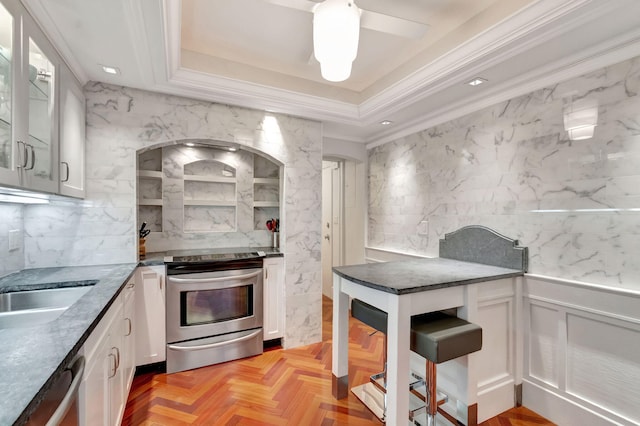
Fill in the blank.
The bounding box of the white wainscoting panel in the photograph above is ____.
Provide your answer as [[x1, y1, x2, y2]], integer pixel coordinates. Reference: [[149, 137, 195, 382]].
[[528, 303, 560, 387], [524, 275, 640, 426], [475, 279, 517, 422], [566, 312, 640, 423]]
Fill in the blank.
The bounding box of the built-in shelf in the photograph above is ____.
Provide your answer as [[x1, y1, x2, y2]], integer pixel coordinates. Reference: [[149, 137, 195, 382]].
[[183, 199, 236, 207], [137, 147, 164, 233], [184, 174, 236, 183], [253, 177, 278, 185], [253, 201, 279, 208], [137, 170, 163, 179], [138, 198, 163, 206]]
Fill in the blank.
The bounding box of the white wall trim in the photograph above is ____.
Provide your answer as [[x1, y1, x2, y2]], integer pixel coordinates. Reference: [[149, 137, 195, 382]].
[[526, 273, 640, 298]]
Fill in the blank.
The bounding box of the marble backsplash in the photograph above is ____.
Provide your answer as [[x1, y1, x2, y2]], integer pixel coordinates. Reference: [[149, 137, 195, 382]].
[[0, 203, 24, 277], [368, 55, 640, 290], [22, 83, 323, 348]]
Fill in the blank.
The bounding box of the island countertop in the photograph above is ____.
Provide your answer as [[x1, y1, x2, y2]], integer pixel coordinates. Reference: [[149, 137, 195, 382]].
[[333, 257, 524, 295]]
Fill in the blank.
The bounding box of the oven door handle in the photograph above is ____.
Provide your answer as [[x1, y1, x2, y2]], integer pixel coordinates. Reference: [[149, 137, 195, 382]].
[[167, 329, 262, 351], [168, 270, 261, 283]]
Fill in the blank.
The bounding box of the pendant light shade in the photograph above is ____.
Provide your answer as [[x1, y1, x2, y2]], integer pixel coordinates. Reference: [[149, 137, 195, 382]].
[[313, 0, 361, 82]]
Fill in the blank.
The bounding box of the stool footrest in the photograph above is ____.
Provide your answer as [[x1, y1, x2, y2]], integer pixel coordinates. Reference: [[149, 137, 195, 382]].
[[408, 388, 448, 421]]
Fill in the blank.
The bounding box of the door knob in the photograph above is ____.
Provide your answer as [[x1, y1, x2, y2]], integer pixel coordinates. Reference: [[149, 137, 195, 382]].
[[324, 234, 330, 241]]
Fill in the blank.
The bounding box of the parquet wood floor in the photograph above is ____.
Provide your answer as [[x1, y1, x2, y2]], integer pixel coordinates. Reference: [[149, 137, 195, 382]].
[[123, 297, 555, 426]]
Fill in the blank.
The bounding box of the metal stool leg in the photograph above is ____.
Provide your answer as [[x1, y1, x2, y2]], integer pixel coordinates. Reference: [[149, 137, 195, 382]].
[[369, 333, 387, 420], [426, 359, 437, 426]]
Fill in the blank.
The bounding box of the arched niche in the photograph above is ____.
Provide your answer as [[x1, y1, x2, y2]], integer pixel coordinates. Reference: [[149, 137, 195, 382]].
[[136, 139, 282, 251]]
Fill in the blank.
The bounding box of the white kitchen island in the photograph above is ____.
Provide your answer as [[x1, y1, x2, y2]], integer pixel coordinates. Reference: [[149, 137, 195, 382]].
[[331, 226, 528, 426]]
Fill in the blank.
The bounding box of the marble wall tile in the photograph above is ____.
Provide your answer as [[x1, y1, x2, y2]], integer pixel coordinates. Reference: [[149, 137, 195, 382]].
[[0, 204, 24, 277], [368, 55, 640, 290], [22, 83, 322, 349]]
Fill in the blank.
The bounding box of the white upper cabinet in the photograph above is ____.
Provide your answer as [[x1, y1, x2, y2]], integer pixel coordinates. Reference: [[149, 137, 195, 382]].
[[59, 62, 85, 198], [0, 0, 84, 197]]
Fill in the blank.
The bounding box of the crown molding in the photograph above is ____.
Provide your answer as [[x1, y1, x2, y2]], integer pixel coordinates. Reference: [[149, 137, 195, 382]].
[[358, 0, 612, 123], [164, 67, 358, 123], [366, 27, 640, 149]]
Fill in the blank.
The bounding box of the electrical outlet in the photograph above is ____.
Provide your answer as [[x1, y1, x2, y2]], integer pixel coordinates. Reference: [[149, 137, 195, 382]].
[[417, 220, 429, 235], [8, 229, 20, 251]]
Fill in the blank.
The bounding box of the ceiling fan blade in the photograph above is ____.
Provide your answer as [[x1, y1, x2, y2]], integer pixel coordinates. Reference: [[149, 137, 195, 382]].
[[263, 0, 317, 13], [264, 0, 428, 39], [360, 9, 428, 39]]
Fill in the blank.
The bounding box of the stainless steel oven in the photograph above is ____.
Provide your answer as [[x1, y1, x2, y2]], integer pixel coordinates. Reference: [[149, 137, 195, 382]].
[[165, 254, 264, 374]]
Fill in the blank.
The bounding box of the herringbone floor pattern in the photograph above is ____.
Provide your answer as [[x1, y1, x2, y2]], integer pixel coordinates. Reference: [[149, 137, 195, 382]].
[[123, 297, 555, 425]]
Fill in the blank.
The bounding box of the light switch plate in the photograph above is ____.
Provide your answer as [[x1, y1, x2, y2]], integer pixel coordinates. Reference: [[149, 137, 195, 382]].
[[417, 220, 429, 235], [8, 229, 20, 251]]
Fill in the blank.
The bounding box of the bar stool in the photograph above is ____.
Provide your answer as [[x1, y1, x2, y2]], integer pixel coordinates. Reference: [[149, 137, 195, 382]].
[[410, 311, 482, 426], [350, 299, 482, 425], [350, 299, 389, 419]]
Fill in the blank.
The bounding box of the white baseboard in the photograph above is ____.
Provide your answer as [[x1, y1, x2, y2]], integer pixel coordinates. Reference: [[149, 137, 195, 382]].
[[523, 380, 630, 426]]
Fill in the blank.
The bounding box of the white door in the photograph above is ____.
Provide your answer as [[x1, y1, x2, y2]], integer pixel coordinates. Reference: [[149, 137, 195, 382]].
[[321, 161, 342, 299]]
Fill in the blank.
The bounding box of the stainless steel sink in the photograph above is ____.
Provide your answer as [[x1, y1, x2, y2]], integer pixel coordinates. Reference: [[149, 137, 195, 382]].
[[0, 285, 95, 329]]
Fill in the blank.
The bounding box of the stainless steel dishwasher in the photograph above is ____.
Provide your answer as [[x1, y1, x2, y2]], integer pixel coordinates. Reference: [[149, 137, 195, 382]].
[[26, 356, 85, 426]]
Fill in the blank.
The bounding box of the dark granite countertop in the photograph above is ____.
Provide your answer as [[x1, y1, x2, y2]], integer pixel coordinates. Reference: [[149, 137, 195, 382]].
[[333, 257, 524, 295], [0, 263, 137, 426]]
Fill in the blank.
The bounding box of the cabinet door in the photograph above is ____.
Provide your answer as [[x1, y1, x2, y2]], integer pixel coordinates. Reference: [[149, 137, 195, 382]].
[[58, 62, 85, 198], [0, 0, 20, 186], [80, 332, 111, 426], [263, 257, 284, 340], [80, 298, 120, 426], [134, 266, 166, 366], [122, 281, 136, 393], [20, 13, 58, 193], [108, 301, 125, 426]]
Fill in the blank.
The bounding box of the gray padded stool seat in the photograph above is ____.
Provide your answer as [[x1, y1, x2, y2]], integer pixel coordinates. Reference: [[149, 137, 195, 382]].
[[411, 311, 482, 426], [351, 299, 387, 334], [351, 299, 483, 425], [411, 311, 482, 364]]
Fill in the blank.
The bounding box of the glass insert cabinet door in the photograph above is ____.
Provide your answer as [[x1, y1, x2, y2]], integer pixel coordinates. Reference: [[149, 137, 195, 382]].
[[26, 35, 55, 185], [0, 1, 14, 179]]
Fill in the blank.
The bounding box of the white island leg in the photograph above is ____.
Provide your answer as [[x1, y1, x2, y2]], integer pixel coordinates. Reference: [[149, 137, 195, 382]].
[[385, 294, 412, 425], [332, 273, 349, 398]]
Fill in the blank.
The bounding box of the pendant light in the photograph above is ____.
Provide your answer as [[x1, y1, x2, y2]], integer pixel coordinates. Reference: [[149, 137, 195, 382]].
[[313, 0, 361, 82]]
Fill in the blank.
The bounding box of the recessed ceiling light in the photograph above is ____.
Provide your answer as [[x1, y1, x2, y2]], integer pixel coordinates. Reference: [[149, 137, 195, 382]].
[[100, 65, 120, 75], [380, 120, 393, 126], [184, 142, 196, 147], [467, 77, 487, 86]]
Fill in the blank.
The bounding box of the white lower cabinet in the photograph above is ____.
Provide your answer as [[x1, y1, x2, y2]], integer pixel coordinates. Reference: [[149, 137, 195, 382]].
[[79, 278, 135, 426], [134, 265, 166, 366], [122, 280, 136, 394], [263, 257, 284, 341]]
